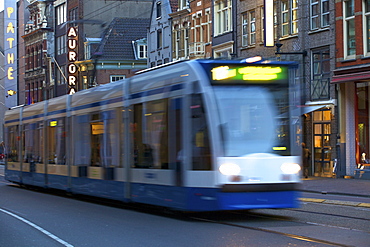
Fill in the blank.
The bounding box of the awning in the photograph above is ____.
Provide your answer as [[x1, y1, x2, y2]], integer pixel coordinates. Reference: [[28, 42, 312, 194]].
[[299, 105, 330, 115], [279, 105, 330, 118], [331, 71, 370, 84]]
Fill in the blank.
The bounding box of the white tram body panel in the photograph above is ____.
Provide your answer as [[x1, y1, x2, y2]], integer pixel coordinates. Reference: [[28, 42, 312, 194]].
[[4, 59, 302, 211]]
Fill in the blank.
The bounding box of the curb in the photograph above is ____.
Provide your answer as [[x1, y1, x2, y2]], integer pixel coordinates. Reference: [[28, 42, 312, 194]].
[[300, 189, 370, 198], [300, 198, 370, 208]]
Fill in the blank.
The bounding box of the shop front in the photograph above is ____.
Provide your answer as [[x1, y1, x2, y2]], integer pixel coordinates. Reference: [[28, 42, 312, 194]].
[[332, 71, 370, 179], [356, 82, 370, 178]]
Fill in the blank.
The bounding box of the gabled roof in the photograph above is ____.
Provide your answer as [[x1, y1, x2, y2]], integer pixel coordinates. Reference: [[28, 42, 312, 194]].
[[95, 17, 150, 61]]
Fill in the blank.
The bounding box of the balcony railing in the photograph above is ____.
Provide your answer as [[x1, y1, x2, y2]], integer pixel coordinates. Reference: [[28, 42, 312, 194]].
[[189, 42, 205, 56]]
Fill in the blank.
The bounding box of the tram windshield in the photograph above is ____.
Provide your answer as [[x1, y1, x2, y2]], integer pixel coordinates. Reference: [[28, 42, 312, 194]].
[[214, 86, 290, 157]]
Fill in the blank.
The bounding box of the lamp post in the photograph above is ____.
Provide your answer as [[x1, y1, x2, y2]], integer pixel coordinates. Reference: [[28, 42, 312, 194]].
[[275, 42, 307, 105]]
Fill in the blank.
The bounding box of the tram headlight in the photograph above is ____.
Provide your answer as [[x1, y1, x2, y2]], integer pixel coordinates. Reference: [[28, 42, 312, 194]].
[[219, 163, 241, 176], [281, 163, 301, 174]]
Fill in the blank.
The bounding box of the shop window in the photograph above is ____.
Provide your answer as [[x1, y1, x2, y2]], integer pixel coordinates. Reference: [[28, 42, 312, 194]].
[[357, 82, 370, 164]]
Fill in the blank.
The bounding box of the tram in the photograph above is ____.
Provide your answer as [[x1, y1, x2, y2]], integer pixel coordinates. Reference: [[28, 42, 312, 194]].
[[4, 59, 302, 211]]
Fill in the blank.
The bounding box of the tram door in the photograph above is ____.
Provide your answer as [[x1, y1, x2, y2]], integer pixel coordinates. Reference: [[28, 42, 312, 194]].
[[169, 98, 183, 186], [313, 109, 332, 177]]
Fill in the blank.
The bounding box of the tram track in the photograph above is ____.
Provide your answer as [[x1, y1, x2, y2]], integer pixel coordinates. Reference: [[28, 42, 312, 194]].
[[285, 207, 370, 222], [189, 214, 352, 247], [186, 205, 370, 247]]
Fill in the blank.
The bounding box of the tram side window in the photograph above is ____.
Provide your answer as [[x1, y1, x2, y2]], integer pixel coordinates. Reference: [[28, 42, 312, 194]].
[[74, 111, 120, 167], [47, 118, 66, 165], [191, 94, 211, 170], [23, 122, 43, 164], [133, 100, 169, 169], [73, 115, 91, 166], [6, 126, 19, 162], [100, 110, 120, 167]]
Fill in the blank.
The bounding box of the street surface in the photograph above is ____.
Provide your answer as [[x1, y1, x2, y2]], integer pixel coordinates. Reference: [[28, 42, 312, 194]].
[[1, 165, 369, 247]]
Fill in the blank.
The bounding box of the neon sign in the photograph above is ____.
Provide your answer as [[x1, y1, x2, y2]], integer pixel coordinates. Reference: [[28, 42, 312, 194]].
[[211, 65, 287, 83], [67, 26, 78, 95], [4, 0, 18, 107]]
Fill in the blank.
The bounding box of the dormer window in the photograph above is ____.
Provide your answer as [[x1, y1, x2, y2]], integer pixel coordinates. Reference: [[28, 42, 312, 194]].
[[133, 38, 148, 59], [84, 38, 102, 60], [138, 45, 147, 59]]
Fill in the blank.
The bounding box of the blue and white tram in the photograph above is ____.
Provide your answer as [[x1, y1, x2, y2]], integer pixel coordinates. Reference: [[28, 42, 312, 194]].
[[4, 59, 302, 211]]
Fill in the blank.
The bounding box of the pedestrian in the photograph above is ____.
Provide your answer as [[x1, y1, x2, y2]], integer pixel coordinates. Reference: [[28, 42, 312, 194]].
[[302, 142, 311, 178]]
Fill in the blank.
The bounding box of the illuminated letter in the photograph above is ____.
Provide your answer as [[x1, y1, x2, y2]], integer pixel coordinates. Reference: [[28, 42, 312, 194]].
[[68, 76, 76, 85], [68, 27, 77, 37], [69, 51, 77, 61], [7, 38, 15, 48], [68, 39, 77, 49], [7, 53, 14, 64], [7, 22, 15, 33], [7, 67, 14, 80], [7, 7, 14, 18], [68, 64, 77, 74], [69, 88, 76, 95]]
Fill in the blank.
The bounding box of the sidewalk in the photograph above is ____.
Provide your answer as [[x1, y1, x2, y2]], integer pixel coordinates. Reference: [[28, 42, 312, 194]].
[[300, 176, 370, 208], [301, 176, 370, 197]]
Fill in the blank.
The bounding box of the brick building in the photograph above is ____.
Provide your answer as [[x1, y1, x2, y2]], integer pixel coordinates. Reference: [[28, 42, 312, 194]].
[[332, 0, 370, 179]]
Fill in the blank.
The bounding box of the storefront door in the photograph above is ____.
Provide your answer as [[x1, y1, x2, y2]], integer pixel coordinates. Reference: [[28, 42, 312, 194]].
[[313, 109, 332, 177]]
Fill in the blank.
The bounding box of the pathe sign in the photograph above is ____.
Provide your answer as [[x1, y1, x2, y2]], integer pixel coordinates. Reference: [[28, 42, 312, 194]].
[[4, 0, 18, 107]]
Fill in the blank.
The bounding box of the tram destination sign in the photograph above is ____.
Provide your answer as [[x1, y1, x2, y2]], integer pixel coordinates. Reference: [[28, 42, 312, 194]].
[[210, 65, 288, 84]]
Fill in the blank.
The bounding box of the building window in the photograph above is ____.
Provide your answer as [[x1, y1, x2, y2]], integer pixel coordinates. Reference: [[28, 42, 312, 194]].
[[242, 13, 248, 46], [156, 2, 161, 18], [281, 0, 298, 37], [56, 65, 66, 85], [214, 0, 232, 36], [172, 23, 189, 60], [179, 0, 188, 10], [250, 10, 256, 45], [157, 29, 162, 49], [310, 0, 330, 30], [344, 0, 355, 58], [56, 3, 67, 26], [138, 44, 147, 59], [39, 45, 43, 67], [110, 75, 125, 83], [56, 35, 67, 56], [242, 11, 256, 46], [184, 23, 189, 58], [205, 9, 211, 44], [311, 49, 330, 100], [291, 0, 298, 34], [173, 25, 180, 59], [281, 0, 289, 36], [363, 0, 370, 55], [190, 12, 204, 56], [322, 0, 330, 27], [69, 7, 78, 23]]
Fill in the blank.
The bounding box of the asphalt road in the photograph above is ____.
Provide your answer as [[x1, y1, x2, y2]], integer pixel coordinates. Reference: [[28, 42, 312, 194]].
[[1, 166, 369, 247]]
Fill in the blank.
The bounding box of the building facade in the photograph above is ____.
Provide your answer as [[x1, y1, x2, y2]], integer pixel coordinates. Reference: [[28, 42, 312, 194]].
[[23, 0, 54, 104], [333, 0, 370, 179], [236, 0, 338, 178], [148, 0, 178, 67]]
